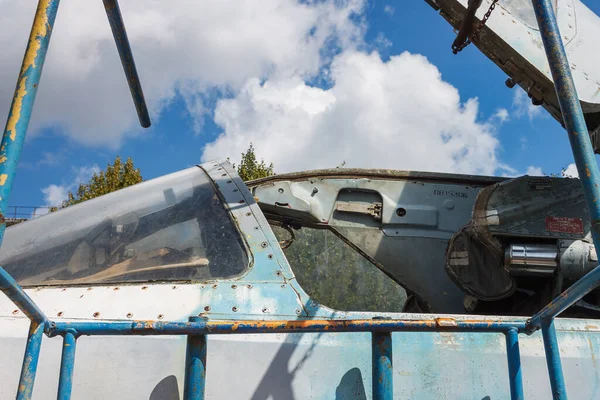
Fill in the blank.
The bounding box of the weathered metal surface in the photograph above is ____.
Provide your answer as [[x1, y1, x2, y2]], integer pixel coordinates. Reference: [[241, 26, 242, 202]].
[[57, 331, 77, 400], [426, 0, 600, 152], [542, 320, 567, 399], [0, 0, 60, 243], [102, 0, 151, 128], [17, 321, 44, 400], [505, 328, 524, 400], [372, 332, 392, 400], [0, 267, 47, 324], [184, 317, 206, 400]]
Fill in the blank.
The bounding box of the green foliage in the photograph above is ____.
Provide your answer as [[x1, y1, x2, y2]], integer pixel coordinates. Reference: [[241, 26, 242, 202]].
[[54, 156, 143, 210], [228, 143, 275, 181]]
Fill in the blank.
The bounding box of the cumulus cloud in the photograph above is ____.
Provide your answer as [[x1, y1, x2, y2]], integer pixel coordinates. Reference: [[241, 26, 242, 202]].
[[0, 0, 365, 148], [526, 165, 544, 176], [41, 165, 100, 206], [562, 163, 579, 178], [202, 50, 502, 175], [384, 5, 395, 16], [512, 89, 543, 121]]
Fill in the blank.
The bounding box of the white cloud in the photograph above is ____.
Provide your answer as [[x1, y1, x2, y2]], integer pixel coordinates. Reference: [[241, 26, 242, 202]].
[[512, 89, 543, 121], [384, 5, 395, 16], [202, 50, 502, 175], [526, 165, 544, 176], [493, 108, 509, 123], [374, 32, 392, 49], [562, 163, 579, 178], [41, 165, 100, 206], [0, 1, 365, 148]]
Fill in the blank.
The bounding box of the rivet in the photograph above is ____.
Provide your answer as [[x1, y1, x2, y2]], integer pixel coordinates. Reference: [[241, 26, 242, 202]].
[[233, 189, 239, 192], [217, 168, 222, 171], [246, 284, 253, 289], [227, 180, 232, 183], [212, 284, 218, 289], [113, 287, 120, 291], [62, 288, 67, 292], [12, 309, 19, 315], [239, 199, 245, 204], [57, 311, 64, 317], [262, 308, 269, 313], [87, 287, 93, 291], [93, 312, 100, 318], [278, 188, 284, 193], [232, 306, 238, 312], [254, 226, 259, 230], [126, 313, 133, 318], [157, 314, 164, 320], [172, 285, 177, 289], [261, 242, 268, 248], [268, 254, 273, 259], [142, 286, 148, 290], [275, 270, 282, 276], [231, 284, 238, 289], [295, 309, 301, 315], [246, 212, 252, 216], [222, 173, 227, 177], [281, 284, 287, 288], [204, 306, 211, 312]]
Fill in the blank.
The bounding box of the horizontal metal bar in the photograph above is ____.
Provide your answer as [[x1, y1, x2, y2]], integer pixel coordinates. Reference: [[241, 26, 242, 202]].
[[48, 318, 527, 337], [102, 0, 151, 128], [0, 267, 47, 324], [527, 264, 600, 332]]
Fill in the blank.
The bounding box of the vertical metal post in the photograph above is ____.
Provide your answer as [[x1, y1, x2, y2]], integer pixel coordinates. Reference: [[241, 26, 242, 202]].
[[0, 0, 60, 243], [531, 0, 600, 251], [541, 320, 568, 399], [372, 332, 393, 400], [183, 317, 207, 400], [57, 331, 77, 400], [17, 322, 45, 400], [102, 0, 151, 128], [505, 328, 524, 400]]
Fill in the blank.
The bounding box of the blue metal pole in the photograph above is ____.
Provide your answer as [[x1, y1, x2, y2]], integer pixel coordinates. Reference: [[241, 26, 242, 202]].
[[17, 322, 45, 400], [528, 265, 600, 331], [0, 0, 60, 243], [541, 320, 568, 399], [528, 0, 600, 317], [183, 317, 206, 400], [0, 267, 47, 324], [102, 0, 151, 128], [372, 332, 393, 400], [49, 318, 528, 337], [57, 331, 77, 400], [505, 328, 524, 400]]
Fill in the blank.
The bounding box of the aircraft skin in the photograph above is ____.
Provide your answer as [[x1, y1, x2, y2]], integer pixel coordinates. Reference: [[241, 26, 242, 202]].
[[0, 160, 599, 399]]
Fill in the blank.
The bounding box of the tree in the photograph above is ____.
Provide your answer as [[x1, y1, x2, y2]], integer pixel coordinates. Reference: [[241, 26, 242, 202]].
[[228, 143, 275, 181], [52, 156, 143, 210]]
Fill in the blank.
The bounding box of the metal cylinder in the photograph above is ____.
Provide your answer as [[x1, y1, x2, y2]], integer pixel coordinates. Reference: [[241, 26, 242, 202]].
[[505, 244, 558, 276], [558, 240, 598, 280]]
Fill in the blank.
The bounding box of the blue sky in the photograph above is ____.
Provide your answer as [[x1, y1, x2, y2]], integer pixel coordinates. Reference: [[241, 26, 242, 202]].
[[1, 0, 598, 209]]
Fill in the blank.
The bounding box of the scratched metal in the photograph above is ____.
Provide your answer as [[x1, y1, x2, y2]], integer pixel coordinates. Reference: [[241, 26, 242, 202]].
[[2, 160, 600, 398], [0, 0, 60, 244], [426, 0, 600, 152]]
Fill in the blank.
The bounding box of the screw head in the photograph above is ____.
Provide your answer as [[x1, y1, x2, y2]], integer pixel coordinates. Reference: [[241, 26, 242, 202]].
[[126, 313, 133, 318], [262, 308, 269, 313], [204, 306, 211, 312], [157, 314, 164, 320], [232, 306, 238, 312], [93, 312, 100, 318]]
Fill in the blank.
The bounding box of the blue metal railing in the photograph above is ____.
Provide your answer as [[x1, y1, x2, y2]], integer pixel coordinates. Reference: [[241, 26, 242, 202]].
[[0, 0, 599, 399]]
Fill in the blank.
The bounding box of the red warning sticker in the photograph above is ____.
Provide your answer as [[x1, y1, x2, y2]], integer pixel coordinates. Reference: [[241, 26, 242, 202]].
[[545, 216, 583, 234]]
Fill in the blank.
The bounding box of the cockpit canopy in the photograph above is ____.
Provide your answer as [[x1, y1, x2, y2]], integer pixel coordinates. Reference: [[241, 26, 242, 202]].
[[0, 167, 248, 286]]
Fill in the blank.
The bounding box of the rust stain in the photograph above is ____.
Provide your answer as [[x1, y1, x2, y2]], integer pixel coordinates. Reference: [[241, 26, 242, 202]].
[[0, 174, 8, 186], [588, 338, 597, 368], [0, 156, 7, 164], [6, 0, 52, 141], [585, 325, 599, 330]]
